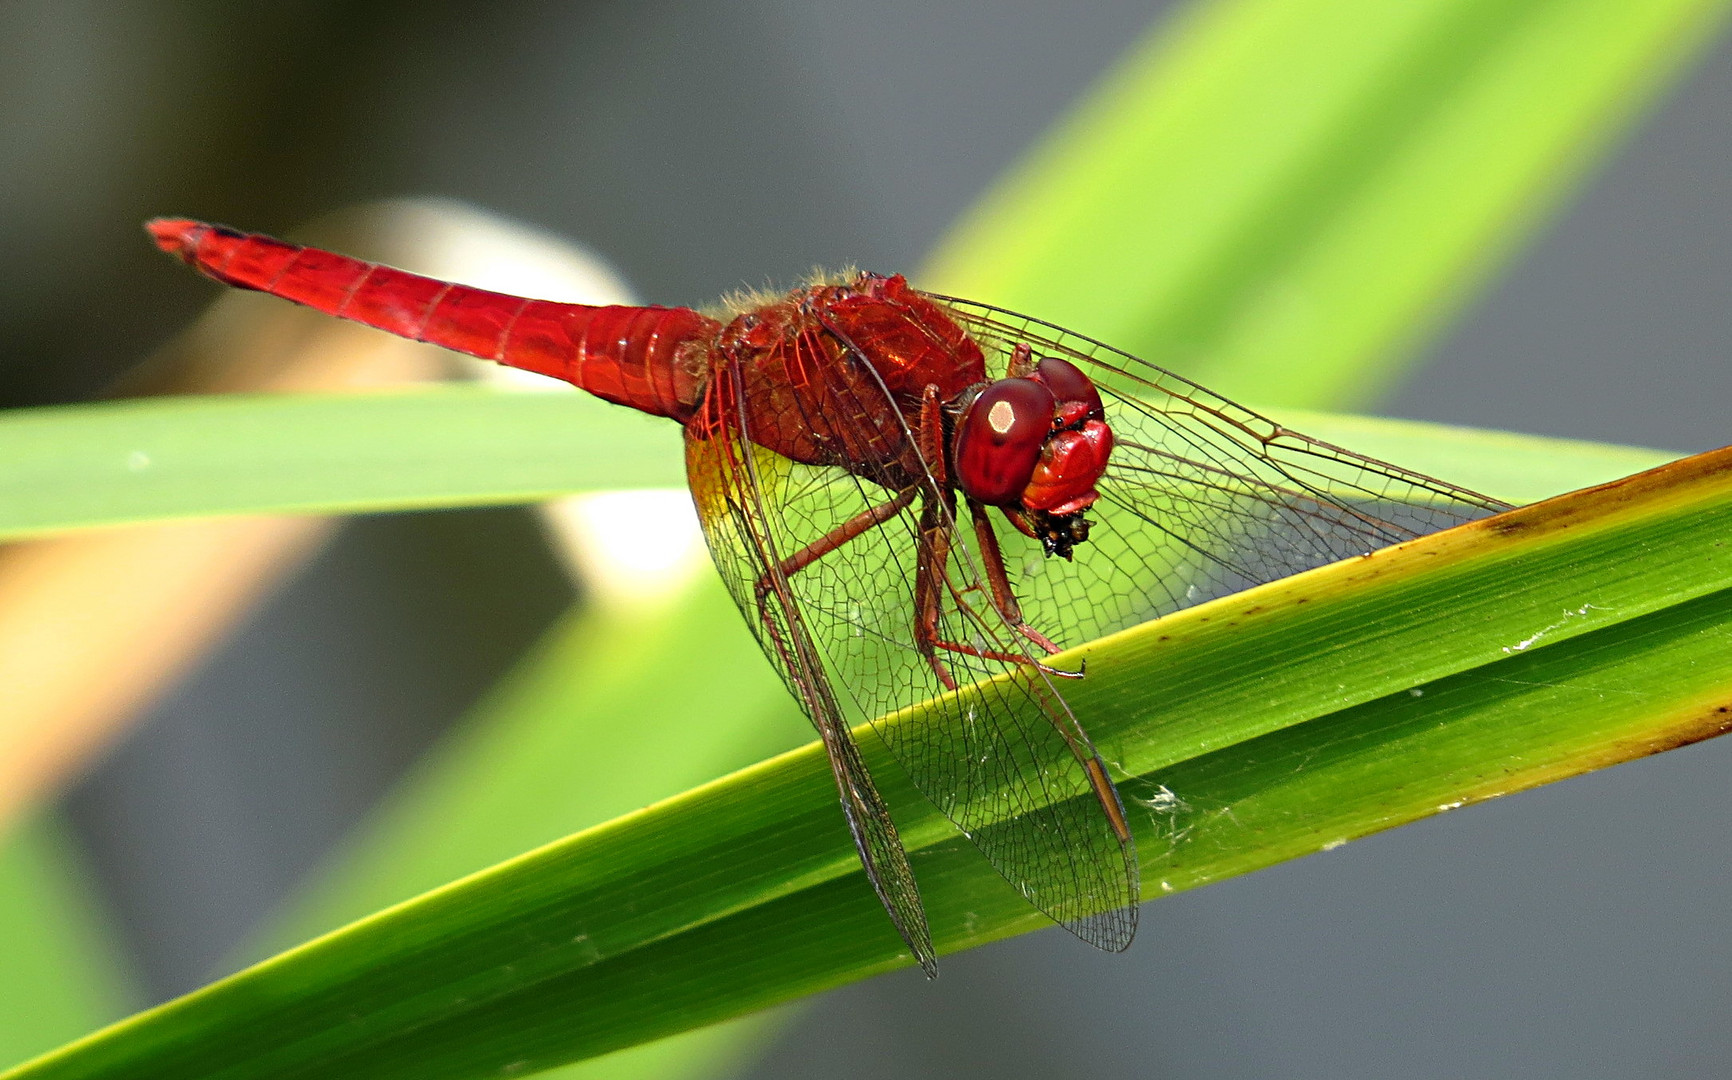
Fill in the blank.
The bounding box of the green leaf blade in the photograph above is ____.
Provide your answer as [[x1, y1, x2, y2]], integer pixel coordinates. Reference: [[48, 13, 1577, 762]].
[[0, 390, 684, 542], [0, 386, 1677, 542], [10, 443, 1728, 1080]]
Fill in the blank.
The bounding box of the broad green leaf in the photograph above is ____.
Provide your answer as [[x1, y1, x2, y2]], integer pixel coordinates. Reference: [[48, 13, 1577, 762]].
[[0, 388, 1668, 542], [0, 816, 133, 1070], [921, 0, 1732, 408], [1272, 409, 1676, 506], [0, 389, 683, 542], [6, 437, 1723, 1080]]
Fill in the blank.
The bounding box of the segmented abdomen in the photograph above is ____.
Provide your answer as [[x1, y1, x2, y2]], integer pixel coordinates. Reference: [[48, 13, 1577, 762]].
[[147, 219, 718, 422]]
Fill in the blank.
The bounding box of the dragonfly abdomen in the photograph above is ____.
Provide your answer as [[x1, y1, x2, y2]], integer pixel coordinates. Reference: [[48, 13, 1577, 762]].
[[146, 219, 717, 421]]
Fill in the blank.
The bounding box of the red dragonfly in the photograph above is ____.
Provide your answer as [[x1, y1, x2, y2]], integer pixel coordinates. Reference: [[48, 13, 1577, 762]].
[[148, 218, 1509, 976]]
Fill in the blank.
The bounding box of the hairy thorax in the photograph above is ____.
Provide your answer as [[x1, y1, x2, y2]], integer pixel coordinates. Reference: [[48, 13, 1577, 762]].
[[704, 273, 988, 490]]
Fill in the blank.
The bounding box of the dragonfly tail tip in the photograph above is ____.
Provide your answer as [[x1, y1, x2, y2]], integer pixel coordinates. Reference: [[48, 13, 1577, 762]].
[[144, 217, 205, 259]]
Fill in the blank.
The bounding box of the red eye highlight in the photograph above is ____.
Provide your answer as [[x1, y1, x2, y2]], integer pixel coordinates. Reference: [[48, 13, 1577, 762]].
[[954, 378, 1055, 505], [1033, 356, 1104, 424]]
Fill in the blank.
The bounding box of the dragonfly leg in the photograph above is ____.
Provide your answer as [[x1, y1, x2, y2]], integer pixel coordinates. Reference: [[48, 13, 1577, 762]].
[[912, 497, 960, 691], [746, 488, 921, 731], [916, 383, 948, 488], [914, 496, 1076, 685], [968, 500, 1064, 657], [749, 487, 920, 676], [759, 485, 919, 584]]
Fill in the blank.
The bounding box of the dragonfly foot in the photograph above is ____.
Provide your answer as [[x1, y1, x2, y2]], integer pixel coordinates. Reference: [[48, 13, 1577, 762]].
[[1037, 659, 1085, 681]]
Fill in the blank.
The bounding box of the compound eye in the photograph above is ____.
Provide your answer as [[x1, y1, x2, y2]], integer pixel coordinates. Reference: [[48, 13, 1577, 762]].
[[1034, 356, 1104, 420], [954, 378, 1056, 506]]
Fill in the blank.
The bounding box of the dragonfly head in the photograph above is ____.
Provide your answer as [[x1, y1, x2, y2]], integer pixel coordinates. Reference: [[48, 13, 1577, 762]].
[[953, 356, 1114, 558]]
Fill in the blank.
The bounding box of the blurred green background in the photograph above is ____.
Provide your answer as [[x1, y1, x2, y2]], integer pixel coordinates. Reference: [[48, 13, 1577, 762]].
[[5, 2, 1732, 1078]]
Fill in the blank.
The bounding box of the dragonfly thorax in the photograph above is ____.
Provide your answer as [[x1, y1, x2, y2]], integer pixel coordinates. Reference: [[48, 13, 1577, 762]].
[[708, 272, 987, 486]]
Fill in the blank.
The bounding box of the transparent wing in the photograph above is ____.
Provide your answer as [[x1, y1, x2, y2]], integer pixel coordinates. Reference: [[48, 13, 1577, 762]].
[[685, 363, 937, 975], [685, 347, 1139, 958], [925, 293, 1514, 650]]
